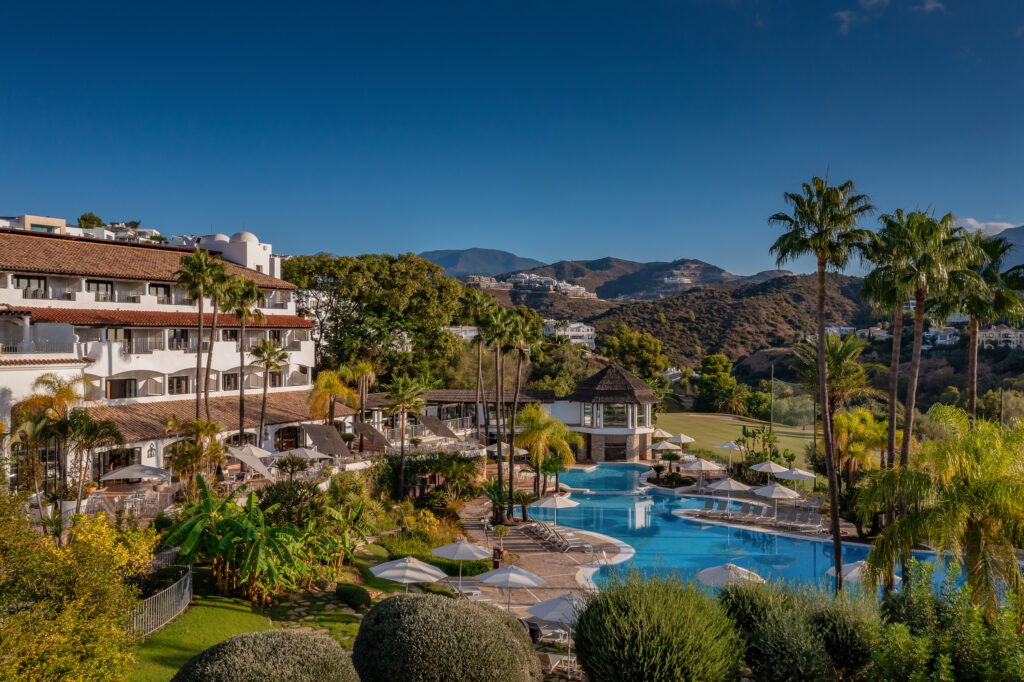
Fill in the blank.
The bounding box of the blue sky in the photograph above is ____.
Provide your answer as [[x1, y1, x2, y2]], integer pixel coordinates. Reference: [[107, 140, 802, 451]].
[[1, 1, 1022, 274]]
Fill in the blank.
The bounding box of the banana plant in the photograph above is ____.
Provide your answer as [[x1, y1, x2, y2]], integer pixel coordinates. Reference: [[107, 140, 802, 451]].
[[165, 476, 245, 590], [326, 500, 375, 570]]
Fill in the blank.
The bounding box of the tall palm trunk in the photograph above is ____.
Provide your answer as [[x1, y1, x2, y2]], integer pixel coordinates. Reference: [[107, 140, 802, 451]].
[[203, 302, 219, 420], [258, 362, 269, 448], [816, 259, 844, 593], [507, 352, 524, 518], [493, 342, 506, 523], [885, 310, 903, 470], [968, 315, 979, 422], [238, 319, 247, 442], [397, 407, 406, 498], [900, 290, 925, 466], [476, 341, 484, 443], [195, 296, 204, 420]]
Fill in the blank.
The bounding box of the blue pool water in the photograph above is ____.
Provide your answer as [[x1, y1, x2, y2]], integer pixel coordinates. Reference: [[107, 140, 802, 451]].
[[534, 464, 955, 587]]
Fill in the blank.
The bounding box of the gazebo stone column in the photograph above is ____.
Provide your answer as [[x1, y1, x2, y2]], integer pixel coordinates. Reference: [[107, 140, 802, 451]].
[[625, 434, 642, 462], [591, 434, 605, 462]]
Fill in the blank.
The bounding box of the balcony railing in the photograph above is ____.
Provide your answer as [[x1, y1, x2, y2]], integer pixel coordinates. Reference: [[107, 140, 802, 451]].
[[116, 292, 142, 303], [155, 295, 172, 305], [168, 339, 198, 352], [444, 417, 475, 432], [21, 288, 73, 301], [1, 341, 76, 354], [94, 291, 114, 302], [122, 338, 166, 354], [263, 299, 289, 309]]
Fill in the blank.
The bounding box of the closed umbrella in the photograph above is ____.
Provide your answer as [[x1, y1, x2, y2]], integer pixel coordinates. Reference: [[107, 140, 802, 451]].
[[100, 463, 170, 482], [532, 494, 579, 526], [752, 483, 802, 523], [431, 540, 491, 591], [526, 592, 587, 670], [477, 565, 546, 611], [370, 556, 447, 593], [708, 477, 751, 516], [697, 563, 766, 588]]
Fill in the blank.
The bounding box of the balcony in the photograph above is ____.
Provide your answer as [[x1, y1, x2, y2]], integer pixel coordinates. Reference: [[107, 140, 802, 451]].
[[168, 339, 198, 352], [21, 288, 74, 301], [263, 299, 289, 309], [155, 295, 172, 305], [1, 340, 77, 354], [116, 291, 143, 303], [94, 291, 114, 302], [121, 338, 167, 354]]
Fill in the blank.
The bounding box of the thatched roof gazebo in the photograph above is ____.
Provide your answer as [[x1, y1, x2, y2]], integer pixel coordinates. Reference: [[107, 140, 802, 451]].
[[567, 364, 659, 404]]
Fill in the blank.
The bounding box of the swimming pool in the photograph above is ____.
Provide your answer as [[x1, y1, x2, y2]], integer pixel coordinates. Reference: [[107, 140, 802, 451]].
[[536, 463, 954, 587]]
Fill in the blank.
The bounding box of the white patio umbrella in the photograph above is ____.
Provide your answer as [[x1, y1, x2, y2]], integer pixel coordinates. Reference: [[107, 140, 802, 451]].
[[232, 443, 275, 459], [697, 563, 766, 588], [370, 556, 447, 593], [752, 483, 802, 522], [431, 540, 491, 591], [651, 428, 673, 439], [486, 442, 529, 456], [826, 560, 901, 586], [650, 440, 680, 465], [668, 433, 695, 446], [715, 440, 744, 467], [100, 463, 170, 482], [776, 467, 816, 491], [281, 447, 334, 461], [683, 458, 723, 488], [526, 592, 587, 669], [477, 565, 546, 611], [750, 460, 789, 475], [532, 494, 579, 525], [708, 477, 751, 515]]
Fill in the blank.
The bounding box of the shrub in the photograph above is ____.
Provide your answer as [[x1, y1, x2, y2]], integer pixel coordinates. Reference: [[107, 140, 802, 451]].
[[808, 594, 878, 679], [256, 480, 325, 526], [335, 583, 372, 611], [352, 594, 540, 682], [575, 569, 741, 682], [171, 630, 357, 682], [747, 606, 833, 682], [718, 581, 798, 644]]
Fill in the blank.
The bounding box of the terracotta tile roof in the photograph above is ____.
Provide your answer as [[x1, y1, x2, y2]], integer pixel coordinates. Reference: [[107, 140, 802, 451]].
[[87, 389, 353, 443], [0, 228, 294, 290], [0, 356, 95, 367], [366, 389, 555, 407], [14, 307, 312, 329]]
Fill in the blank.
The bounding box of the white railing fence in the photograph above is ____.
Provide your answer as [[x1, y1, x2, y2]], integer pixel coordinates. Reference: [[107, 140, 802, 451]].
[[132, 565, 193, 637]]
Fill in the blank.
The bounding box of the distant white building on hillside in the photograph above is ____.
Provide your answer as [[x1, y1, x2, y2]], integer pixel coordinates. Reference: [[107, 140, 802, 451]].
[[544, 319, 596, 348]]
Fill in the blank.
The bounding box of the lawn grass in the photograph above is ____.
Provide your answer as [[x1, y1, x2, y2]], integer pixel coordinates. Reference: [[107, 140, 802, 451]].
[[132, 568, 271, 682], [656, 411, 815, 469]]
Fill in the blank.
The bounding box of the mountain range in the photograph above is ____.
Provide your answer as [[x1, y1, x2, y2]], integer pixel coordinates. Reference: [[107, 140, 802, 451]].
[[418, 248, 545, 277], [993, 225, 1024, 267]]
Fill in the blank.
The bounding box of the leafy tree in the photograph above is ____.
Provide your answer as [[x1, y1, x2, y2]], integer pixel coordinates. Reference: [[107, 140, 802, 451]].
[[308, 369, 357, 425], [249, 340, 288, 448], [769, 175, 874, 593], [77, 212, 104, 228], [339, 360, 377, 451], [505, 312, 543, 515], [384, 375, 426, 498], [857, 406, 1024, 622], [515, 403, 581, 495], [693, 354, 737, 413], [221, 275, 266, 441], [526, 342, 601, 397], [600, 323, 669, 380], [59, 409, 123, 513], [833, 408, 885, 492], [176, 249, 227, 420]]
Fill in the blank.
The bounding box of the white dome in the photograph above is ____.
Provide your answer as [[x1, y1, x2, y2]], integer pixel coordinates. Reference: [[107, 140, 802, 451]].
[[230, 231, 259, 244], [198, 233, 230, 244]]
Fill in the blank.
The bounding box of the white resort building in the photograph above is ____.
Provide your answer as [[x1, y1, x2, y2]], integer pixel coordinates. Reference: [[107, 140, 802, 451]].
[[0, 228, 330, 487]]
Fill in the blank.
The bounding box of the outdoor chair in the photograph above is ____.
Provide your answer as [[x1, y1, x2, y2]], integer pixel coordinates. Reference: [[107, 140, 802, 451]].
[[752, 507, 775, 524], [739, 504, 762, 522], [708, 499, 730, 518], [732, 502, 751, 519], [801, 513, 826, 533], [696, 498, 715, 516], [774, 507, 797, 527], [786, 509, 810, 529]]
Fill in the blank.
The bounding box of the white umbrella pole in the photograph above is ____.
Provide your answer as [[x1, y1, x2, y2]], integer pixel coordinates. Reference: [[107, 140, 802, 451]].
[[459, 560, 463, 591]]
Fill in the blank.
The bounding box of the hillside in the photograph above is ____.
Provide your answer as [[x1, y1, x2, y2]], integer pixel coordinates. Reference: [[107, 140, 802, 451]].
[[588, 274, 873, 366], [990, 225, 1024, 268], [419, 248, 544, 276], [509, 257, 792, 301], [489, 288, 616, 319]]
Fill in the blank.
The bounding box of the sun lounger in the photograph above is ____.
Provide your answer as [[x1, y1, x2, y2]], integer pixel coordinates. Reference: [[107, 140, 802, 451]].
[[708, 499, 730, 518], [785, 509, 810, 530], [800, 512, 826, 533], [751, 506, 775, 524], [731, 502, 751, 520], [695, 498, 715, 516], [774, 507, 797, 527], [448, 579, 483, 598]]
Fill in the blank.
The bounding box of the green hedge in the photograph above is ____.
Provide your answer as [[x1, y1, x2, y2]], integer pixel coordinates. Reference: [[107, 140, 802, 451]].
[[335, 583, 372, 611], [575, 569, 741, 682], [171, 630, 358, 682], [352, 594, 541, 682]]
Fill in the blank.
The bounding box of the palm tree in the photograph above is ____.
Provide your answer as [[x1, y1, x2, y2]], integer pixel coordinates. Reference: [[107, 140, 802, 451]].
[[176, 249, 226, 419], [832, 408, 885, 493], [515, 403, 582, 496], [249, 339, 288, 448], [26, 372, 94, 488], [478, 305, 512, 520], [462, 289, 496, 443], [862, 212, 916, 470], [792, 333, 882, 431], [201, 264, 230, 419], [221, 276, 266, 443], [383, 375, 425, 499], [60, 409, 123, 513], [309, 369, 357, 425], [956, 235, 1023, 421], [506, 313, 543, 515], [339, 360, 376, 452], [857, 406, 1024, 621], [769, 176, 874, 592], [10, 415, 52, 503], [869, 210, 982, 463]]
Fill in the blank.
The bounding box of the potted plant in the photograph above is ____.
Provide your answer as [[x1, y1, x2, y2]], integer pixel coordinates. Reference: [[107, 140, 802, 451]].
[[47, 485, 78, 514], [85, 481, 99, 495], [493, 524, 510, 559]]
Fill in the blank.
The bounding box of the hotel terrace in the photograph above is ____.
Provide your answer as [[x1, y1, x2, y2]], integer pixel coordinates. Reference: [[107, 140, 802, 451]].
[[0, 228, 327, 484]]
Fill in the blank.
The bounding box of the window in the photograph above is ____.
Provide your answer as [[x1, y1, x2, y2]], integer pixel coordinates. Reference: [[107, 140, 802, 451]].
[[87, 279, 113, 301], [274, 426, 300, 451], [222, 373, 239, 391], [168, 376, 190, 395], [268, 329, 282, 343], [106, 328, 129, 342], [14, 275, 45, 291], [149, 284, 171, 302], [221, 329, 239, 342], [168, 329, 190, 350], [255, 265, 263, 273], [106, 379, 137, 399], [604, 404, 629, 428], [93, 447, 140, 477], [269, 371, 282, 388], [583, 404, 595, 427], [29, 224, 56, 233]]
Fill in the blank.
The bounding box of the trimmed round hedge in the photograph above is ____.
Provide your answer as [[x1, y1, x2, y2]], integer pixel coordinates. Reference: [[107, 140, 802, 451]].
[[171, 630, 358, 682], [352, 594, 541, 682], [336, 583, 372, 611], [575, 571, 741, 682]]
